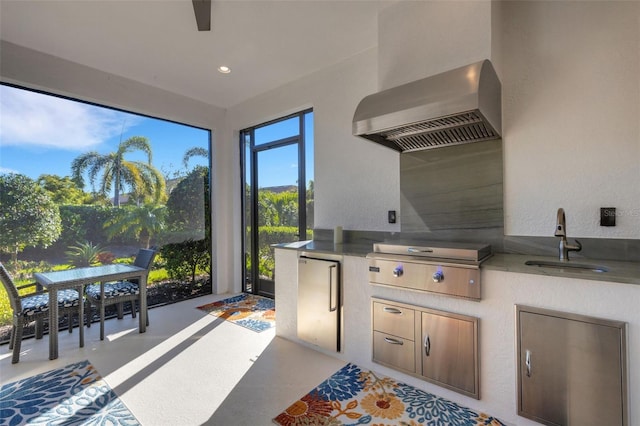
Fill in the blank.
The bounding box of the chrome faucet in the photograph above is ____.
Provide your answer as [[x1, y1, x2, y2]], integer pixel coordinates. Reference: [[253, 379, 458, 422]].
[[554, 208, 582, 261]]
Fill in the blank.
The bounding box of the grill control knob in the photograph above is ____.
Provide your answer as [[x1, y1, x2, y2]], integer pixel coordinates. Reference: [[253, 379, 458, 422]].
[[432, 271, 444, 283], [393, 265, 403, 277]]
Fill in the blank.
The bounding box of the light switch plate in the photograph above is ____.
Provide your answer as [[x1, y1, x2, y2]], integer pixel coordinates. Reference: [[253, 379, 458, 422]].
[[600, 207, 616, 226]]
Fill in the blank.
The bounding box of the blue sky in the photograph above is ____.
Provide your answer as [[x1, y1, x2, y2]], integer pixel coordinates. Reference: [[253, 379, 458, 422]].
[[0, 85, 312, 191], [0, 85, 210, 190]]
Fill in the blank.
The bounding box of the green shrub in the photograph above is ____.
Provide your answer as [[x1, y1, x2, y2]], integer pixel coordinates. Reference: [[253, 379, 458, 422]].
[[148, 268, 169, 284], [0, 288, 11, 327], [160, 239, 210, 284], [256, 226, 299, 246]]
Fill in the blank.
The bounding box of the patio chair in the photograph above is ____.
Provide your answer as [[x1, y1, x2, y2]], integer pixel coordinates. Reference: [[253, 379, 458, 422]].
[[85, 248, 156, 340], [0, 262, 83, 364]]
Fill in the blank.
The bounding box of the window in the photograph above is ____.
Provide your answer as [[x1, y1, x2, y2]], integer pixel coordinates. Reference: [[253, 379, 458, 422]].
[[0, 84, 212, 336]]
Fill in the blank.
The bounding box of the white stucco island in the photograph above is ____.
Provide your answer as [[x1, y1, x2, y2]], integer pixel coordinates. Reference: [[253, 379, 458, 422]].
[[275, 246, 639, 426]]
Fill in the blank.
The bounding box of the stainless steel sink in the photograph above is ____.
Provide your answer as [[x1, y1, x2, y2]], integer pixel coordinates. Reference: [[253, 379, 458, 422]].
[[524, 260, 608, 273]]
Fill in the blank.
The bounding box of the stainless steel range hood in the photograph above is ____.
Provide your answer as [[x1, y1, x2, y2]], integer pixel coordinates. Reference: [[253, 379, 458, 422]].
[[353, 60, 501, 153]]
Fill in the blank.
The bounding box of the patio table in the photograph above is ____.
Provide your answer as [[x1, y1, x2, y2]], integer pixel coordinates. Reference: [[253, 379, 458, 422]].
[[34, 264, 148, 360]]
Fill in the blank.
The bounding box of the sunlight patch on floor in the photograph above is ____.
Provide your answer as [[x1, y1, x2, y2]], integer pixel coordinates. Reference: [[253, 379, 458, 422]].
[[105, 327, 137, 341], [101, 313, 221, 389]]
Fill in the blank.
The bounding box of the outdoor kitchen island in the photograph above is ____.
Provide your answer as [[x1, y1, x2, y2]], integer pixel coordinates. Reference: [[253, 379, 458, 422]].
[[274, 240, 640, 426]]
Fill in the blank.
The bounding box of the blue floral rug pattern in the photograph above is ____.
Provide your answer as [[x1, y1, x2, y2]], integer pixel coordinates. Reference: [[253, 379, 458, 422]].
[[0, 360, 139, 426], [197, 293, 275, 332], [273, 363, 506, 425]]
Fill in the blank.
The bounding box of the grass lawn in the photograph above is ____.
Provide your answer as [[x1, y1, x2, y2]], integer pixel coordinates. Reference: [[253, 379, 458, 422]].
[[1, 267, 174, 328]]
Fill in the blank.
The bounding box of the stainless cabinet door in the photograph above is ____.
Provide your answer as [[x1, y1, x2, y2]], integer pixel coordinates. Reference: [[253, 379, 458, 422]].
[[297, 257, 340, 352], [518, 308, 627, 426], [421, 311, 478, 397]]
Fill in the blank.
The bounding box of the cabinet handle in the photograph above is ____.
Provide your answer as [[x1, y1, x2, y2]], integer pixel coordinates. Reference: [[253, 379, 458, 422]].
[[408, 247, 434, 254], [525, 349, 532, 377], [383, 307, 402, 315], [384, 337, 404, 345], [424, 334, 431, 356], [328, 264, 338, 312]]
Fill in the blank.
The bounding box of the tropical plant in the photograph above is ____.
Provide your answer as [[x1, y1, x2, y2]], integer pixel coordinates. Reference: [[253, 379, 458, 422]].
[[182, 146, 208, 169], [65, 240, 106, 267], [103, 204, 167, 249], [71, 136, 166, 207], [0, 173, 62, 267]]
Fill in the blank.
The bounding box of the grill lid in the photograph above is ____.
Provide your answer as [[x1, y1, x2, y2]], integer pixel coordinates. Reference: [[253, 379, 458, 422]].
[[353, 60, 501, 153], [370, 241, 492, 263]]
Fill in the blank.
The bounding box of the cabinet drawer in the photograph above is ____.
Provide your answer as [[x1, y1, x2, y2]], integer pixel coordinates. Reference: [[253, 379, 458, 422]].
[[373, 331, 416, 373], [373, 302, 415, 340]]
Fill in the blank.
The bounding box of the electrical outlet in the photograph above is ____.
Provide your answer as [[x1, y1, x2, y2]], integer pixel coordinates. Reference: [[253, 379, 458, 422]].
[[388, 210, 396, 224], [600, 207, 616, 226]]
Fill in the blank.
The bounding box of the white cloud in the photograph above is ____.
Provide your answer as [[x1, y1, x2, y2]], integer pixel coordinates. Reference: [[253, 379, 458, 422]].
[[0, 166, 19, 174], [0, 86, 141, 151]]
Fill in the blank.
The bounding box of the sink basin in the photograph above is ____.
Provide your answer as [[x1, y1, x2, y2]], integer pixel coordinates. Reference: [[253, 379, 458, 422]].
[[524, 260, 609, 273]]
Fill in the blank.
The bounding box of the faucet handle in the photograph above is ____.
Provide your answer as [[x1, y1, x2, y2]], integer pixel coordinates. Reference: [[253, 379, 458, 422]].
[[572, 239, 582, 252]]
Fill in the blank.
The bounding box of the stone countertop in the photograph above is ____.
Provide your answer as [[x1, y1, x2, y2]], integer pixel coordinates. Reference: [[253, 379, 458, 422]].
[[275, 241, 640, 286], [483, 253, 640, 285], [274, 240, 373, 257]]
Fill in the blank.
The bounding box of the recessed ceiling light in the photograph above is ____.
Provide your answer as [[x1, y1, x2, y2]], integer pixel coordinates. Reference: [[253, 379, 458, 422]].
[[218, 66, 231, 74]]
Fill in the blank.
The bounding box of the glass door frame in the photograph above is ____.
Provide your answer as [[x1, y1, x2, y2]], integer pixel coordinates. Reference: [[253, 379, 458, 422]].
[[240, 109, 311, 297]]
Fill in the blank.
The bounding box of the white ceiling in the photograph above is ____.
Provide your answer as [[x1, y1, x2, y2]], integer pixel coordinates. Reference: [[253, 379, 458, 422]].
[[0, 0, 386, 109]]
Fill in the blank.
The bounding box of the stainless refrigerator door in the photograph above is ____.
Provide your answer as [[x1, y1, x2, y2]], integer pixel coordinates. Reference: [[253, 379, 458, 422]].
[[297, 257, 340, 352]]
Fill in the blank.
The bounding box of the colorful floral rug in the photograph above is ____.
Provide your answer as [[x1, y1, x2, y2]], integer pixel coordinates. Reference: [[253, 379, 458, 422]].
[[197, 293, 276, 332], [0, 360, 139, 425], [273, 363, 506, 426]]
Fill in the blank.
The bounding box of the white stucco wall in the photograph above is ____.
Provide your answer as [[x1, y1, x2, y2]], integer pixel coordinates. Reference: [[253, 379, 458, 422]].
[[498, 1, 640, 238], [378, 0, 493, 91]]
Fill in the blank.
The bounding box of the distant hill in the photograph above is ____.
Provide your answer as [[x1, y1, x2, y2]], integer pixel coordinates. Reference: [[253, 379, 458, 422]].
[[261, 185, 297, 194]]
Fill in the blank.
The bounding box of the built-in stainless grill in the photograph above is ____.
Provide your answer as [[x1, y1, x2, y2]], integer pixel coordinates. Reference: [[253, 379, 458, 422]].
[[367, 241, 492, 300]]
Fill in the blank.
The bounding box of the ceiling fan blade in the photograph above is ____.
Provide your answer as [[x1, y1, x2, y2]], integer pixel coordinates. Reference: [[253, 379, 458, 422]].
[[192, 0, 211, 31]]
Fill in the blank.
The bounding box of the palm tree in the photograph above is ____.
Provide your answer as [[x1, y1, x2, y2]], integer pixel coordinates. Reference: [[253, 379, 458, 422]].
[[182, 147, 208, 169], [71, 136, 166, 207], [103, 204, 167, 249]]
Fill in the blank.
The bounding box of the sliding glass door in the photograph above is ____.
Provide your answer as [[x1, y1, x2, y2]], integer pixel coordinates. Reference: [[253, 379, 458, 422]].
[[241, 110, 313, 298]]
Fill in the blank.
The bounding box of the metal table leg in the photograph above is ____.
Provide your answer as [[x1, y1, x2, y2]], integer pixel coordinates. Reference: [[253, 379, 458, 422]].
[[139, 274, 147, 333], [78, 285, 84, 348], [48, 288, 58, 360]]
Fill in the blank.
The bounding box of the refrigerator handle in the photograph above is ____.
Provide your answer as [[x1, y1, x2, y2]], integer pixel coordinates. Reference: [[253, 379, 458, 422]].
[[328, 264, 338, 312]]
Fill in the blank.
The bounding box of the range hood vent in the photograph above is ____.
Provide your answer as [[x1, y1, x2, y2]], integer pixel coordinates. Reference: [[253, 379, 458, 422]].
[[353, 60, 501, 153]]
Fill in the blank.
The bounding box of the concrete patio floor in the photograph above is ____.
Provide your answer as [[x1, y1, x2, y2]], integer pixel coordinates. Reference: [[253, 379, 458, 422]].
[[0, 293, 346, 425]]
